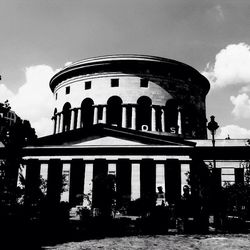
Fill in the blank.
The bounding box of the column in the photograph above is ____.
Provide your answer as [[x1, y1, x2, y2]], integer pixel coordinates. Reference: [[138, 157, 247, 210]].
[[93, 106, 98, 124], [76, 108, 81, 129], [140, 159, 156, 208], [131, 106, 136, 130], [24, 159, 41, 206], [56, 114, 61, 134], [161, 107, 165, 132], [69, 159, 85, 207], [59, 112, 64, 133], [116, 159, 131, 208], [211, 168, 222, 190], [92, 159, 108, 211], [151, 106, 156, 132], [164, 159, 181, 204], [122, 106, 127, 128], [177, 107, 182, 134], [102, 106, 107, 124], [47, 159, 63, 206], [235, 168, 244, 185], [70, 109, 75, 130], [53, 116, 57, 134]]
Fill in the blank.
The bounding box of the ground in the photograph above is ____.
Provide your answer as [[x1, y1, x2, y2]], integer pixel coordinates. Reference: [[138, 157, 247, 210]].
[[43, 234, 250, 250]]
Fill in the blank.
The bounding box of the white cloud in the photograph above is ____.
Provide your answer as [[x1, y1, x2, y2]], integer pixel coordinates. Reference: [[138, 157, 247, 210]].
[[230, 93, 250, 119], [0, 65, 56, 137], [0, 84, 14, 102], [217, 125, 250, 139], [202, 43, 250, 89]]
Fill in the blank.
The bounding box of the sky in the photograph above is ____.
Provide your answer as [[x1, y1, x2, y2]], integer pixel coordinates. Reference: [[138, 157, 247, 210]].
[[1, 0, 250, 139]]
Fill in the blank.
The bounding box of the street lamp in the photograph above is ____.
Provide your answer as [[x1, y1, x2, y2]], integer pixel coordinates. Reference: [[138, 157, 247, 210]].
[[207, 115, 219, 168]]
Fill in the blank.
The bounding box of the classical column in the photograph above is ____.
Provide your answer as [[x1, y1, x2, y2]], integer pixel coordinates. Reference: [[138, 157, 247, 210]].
[[69, 159, 85, 207], [164, 159, 181, 204], [177, 107, 182, 134], [140, 159, 156, 208], [59, 112, 64, 133], [24, 159, 41, 206], [56, 114, 61, 134], [116, 159, 131, 208], [93, 106, 98, 124], [151, 106, 156, 132], [47, 159, 63, 206], [161, 107, 165, 132], [92, 159, 108, 213], [131, 106, 136, 130], [70, 109, 75, 130], [53, 116, 57, 134], [122, 106, 127, 128], [235, 168, 244, 185], [76, 108, 81, 129], [102, 106, 107, 124], [211, 168, 222, 190]]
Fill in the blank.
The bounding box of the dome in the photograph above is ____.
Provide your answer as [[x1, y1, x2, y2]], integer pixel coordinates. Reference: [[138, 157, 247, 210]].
[[50, 54, 210, 139]]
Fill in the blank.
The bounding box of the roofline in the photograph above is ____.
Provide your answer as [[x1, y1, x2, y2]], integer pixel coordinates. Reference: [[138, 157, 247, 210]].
[[49, 54, 210, 92]]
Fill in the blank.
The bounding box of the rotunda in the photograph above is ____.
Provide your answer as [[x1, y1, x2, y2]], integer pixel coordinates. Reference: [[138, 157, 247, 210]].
[[50, 54, 210, 139]]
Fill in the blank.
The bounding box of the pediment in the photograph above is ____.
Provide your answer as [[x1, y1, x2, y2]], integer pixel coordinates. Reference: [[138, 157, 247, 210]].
[[36, 124, 196, 147]]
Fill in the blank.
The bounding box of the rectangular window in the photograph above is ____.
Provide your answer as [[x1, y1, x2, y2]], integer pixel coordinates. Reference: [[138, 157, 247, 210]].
[[85, 81, 91, 90], [111, 78, 119, 87], [55, 93, 58, 100], [66, 86, 70, 95], [140, 79, 149, 88]]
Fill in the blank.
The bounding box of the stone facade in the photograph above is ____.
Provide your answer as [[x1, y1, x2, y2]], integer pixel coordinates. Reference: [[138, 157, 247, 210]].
[[50, 55, 210, 139]]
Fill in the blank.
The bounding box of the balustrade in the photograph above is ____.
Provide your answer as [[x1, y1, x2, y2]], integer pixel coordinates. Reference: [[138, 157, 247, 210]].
[[53, 103, 184, 135]]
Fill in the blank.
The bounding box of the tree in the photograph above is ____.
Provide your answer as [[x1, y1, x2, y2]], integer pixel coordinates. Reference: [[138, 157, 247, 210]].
[[0, 102, 37, 217]]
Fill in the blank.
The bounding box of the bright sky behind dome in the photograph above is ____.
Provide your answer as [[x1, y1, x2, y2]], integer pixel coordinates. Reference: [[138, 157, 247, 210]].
[[1, 0, 250, 138]]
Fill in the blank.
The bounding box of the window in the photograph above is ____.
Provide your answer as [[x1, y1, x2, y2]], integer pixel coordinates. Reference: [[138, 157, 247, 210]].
[[140, 79, 149, 88], [66, 86, 70, 95], [85, 81, 91, 90], [111, 78, 119, 87], [55, 93, 58, 100]]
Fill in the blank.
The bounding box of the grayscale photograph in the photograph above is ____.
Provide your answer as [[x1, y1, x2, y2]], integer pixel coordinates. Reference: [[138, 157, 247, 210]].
[[0, 0, 250, 249]]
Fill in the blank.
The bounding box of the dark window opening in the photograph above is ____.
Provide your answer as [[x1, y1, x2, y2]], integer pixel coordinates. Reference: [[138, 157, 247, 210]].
[[85, 81, 91, 90], [111, 78, 119, 87], [107, 96, 122, 126], [140, 79, 149, 88], [136, 96, 152, 131], [55, 93, 58, 100], [81, 98, 94, 127], [66, 86, 70, 95], [62, 102, 71, 132], [126, 106, 132, 128], [165, 100, 178, 134], [98, 106, 103, 121]]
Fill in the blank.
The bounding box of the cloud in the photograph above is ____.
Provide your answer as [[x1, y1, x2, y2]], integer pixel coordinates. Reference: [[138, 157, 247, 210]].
[[217, 125, 250, 139], [0, 84, 14, 102], [1, 65, 56, 137], [202, 43, 250, 89], [215, 5, 224, 21], [230, 93, 250, 119]]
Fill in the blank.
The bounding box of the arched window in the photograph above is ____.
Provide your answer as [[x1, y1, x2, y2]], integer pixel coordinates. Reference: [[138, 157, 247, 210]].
[[136, 96, 152, 131], [62, 102, 71, 132], [107, 96, 122, 126], [81, 98, 94, 127], [165, 99, 178, 134]]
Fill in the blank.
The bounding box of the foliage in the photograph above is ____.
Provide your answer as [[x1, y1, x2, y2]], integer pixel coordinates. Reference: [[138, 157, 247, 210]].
[[0, 101, 37, 216], [222, 182, 250, 219]]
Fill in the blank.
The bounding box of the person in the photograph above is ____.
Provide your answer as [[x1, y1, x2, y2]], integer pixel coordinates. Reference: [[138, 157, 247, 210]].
[[156, 186, 166, 207]]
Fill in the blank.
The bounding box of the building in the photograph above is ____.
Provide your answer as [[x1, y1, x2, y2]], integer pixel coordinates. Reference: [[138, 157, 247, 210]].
[[20, 55, 249, 214]]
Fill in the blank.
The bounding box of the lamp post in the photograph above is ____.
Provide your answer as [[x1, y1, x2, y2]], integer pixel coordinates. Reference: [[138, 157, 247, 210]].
[[207, 115, 219, 168]]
